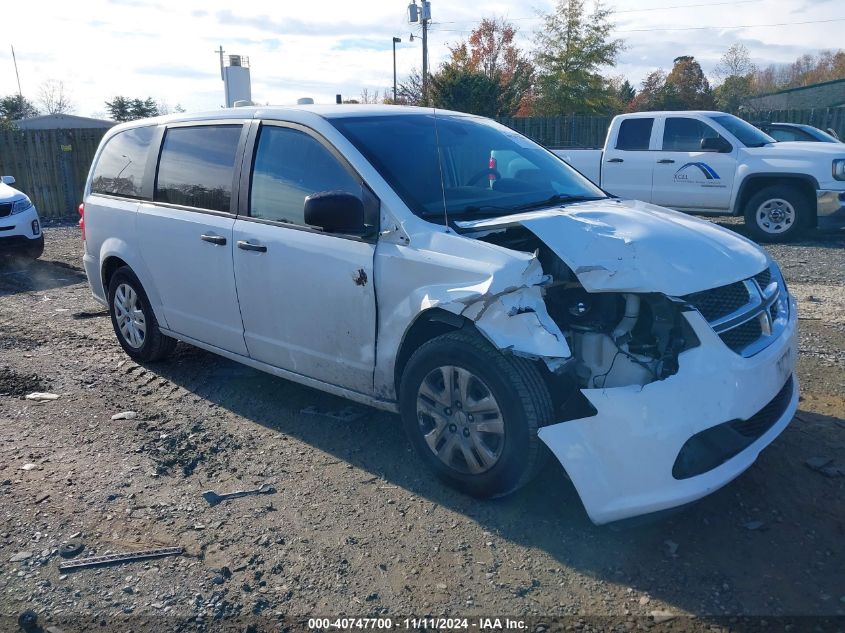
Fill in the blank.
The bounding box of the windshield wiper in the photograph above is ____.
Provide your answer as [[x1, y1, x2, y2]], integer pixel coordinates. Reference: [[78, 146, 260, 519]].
[[512, 193, 605, 212]]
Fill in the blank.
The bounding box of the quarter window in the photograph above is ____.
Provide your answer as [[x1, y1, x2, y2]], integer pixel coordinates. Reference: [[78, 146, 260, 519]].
[[154, 125, 242, 212], [615, 118, 653, 151], [250, 126, 362, 226], [663, 118, 721, 152], [91, 126, 155, 198]]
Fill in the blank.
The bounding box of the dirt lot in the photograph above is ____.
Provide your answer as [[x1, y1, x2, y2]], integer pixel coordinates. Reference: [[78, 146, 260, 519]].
[[1, 220, 843, 632]]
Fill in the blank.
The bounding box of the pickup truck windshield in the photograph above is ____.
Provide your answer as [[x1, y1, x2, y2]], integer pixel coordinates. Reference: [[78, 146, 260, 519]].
[[330, 113, 605, 223], [709, 114, 775, 148]]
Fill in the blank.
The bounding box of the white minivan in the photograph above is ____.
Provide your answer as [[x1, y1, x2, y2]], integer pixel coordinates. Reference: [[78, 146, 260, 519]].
[[82, 106, 798, 525]]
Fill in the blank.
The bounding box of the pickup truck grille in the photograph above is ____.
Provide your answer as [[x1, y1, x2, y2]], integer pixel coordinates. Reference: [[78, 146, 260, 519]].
[[684, 266, 788, 357]]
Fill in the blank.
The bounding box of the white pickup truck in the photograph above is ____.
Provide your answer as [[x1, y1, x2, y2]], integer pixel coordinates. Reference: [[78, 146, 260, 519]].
[[554, 111, 845, 242]]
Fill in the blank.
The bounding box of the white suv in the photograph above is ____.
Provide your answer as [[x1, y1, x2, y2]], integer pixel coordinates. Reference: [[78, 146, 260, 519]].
[[82, 106, 798, 525], [0, 175, 43, 260]]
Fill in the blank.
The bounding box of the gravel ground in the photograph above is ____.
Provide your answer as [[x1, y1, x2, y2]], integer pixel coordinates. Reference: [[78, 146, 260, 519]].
[[0, 219, 843, 632]]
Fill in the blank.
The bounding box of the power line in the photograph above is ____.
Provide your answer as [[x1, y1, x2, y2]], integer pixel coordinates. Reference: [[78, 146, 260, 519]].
[[432, 0, 759, 25], [617, 16, 845, 32], [431, 16, 845, 34]]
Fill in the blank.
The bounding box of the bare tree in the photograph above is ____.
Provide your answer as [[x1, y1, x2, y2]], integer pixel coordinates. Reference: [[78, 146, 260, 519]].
[[359, 88, 380, 104], [714, 44, 755, 81], [38, 80, 74, 115]]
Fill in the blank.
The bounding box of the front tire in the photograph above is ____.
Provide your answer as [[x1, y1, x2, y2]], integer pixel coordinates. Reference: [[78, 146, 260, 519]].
[[743, 185, 809, 243], [399, 330, 553, 498], [107, 266, 176, 362]]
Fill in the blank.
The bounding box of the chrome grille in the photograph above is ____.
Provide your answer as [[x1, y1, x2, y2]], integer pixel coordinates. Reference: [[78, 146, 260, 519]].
[[719, 317, 763, 353], [753, 268, 771, 288], [684, 281, 750, 322], [683, 266, 788, 357]]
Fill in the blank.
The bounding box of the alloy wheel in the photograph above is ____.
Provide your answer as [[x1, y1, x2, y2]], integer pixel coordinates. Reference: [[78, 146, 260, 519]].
[[416, 365, 505, 475], [114, 283, 147, 349]]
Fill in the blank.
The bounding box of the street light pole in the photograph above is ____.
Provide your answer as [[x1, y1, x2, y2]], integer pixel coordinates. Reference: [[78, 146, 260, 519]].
[[392, 37, 401, 103]]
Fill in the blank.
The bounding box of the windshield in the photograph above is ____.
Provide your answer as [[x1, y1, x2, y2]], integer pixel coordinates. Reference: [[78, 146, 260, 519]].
[[330, 113, 606, 224], [709, 114, 775, 148], [799, 125, 842, 143]]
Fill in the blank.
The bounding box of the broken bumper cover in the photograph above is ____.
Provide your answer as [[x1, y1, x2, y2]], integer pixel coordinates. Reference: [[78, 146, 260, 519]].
[[538, 296, 798, 525]]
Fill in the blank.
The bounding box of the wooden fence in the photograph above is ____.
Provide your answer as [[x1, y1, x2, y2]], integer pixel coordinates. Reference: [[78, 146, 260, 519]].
[[496, 107, 845, 149], [0, 128, 108, 219], [495, 115, 614, 149], [1, 107, 843, 218]]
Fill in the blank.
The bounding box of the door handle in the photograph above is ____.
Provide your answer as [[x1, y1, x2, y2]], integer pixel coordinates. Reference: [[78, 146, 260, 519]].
[[607, 158, 624, 163], [200, 234, 227, 246], [237, 240, 267, 253], [657, 159, 676, 164]]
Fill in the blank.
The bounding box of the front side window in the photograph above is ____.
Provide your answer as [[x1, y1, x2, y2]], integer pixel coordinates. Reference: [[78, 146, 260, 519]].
[[330, 114, 605, 223], [154, 125, 242, 212], [662, 118, 722, 152], [91, 126, 155, 198], [616, 118, 653, 151], [249, 126, 363, 226]]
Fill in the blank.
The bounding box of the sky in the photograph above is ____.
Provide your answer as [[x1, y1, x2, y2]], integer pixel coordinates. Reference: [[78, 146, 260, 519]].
[[3, 0, 843, 118]]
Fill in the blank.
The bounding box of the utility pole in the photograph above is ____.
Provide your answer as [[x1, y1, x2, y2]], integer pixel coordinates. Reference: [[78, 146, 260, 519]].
[[11, 45, 23, 99], [408, 1, 431, 104], [215, 45, 225, 80]]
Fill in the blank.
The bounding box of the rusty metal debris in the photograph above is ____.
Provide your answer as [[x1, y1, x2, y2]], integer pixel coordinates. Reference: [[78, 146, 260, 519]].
[[202, 483, 276, 507], [57, 546, 184, 571], [59, 542, 84, 559]]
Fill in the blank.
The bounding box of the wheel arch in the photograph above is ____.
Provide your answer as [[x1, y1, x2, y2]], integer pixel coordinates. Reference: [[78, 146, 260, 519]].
[[733, 173, 818, 226], [393, 308, 472, 399], [98, 239, 169, 329]]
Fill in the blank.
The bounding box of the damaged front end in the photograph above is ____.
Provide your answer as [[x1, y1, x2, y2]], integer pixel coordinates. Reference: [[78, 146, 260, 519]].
[[456, 211, 798, 525]]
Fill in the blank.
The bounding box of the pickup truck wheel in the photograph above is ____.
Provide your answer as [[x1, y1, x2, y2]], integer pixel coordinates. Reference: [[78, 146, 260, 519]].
[[743, 185, 808, 243], [107, 266, 176, 362], [399, 330, 553, 498]]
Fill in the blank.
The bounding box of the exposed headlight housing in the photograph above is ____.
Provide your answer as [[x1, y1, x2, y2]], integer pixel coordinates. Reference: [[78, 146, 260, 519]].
[[11, 196, 34, 215], [833, 159, 845, 181]]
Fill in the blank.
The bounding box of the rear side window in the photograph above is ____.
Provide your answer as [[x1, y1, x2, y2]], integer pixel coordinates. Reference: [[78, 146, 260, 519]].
[[91, 127, 155, 198], [250, 126, 361, 226], [154, 125, 242, 212], [770, 128, 810, 142], [615, 118, 653, 150], [662, 118, 720, 152]]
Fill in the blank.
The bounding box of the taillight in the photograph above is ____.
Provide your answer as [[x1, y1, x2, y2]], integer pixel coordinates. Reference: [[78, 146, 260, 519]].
[[78, 202, 85, 241]]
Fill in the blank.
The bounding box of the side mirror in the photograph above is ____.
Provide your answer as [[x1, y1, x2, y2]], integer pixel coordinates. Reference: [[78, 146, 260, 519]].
[[304, 191, 366, 234], [1, 175, 15, 185], [700, 137, 732, 153]]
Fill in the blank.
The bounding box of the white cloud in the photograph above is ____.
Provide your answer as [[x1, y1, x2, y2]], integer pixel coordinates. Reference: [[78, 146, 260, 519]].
[[3, 0, 842, 117]]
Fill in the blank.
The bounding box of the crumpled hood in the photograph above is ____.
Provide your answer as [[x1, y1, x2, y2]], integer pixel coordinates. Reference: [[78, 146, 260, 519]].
[[459, 198, 768, 296]]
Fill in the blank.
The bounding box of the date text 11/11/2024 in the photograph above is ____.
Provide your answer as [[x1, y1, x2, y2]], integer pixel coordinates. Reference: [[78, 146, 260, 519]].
[[307, 618, 528, 630]]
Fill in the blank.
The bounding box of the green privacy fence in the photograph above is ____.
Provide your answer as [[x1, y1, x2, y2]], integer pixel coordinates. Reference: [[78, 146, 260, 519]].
[[0, 127, 108, 219], [1, 107, 843, 218]]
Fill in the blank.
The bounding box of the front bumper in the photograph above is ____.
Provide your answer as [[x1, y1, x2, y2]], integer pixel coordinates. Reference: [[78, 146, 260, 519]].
[[538, 295, 798, 525], [816, 190, 845, 230], [0, 206, 43, 255]]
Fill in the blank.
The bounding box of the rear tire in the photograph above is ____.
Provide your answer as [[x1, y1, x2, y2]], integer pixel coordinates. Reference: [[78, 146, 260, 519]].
[[399, 329, 553, 498], [743, 185, 809, 243], [107, 266, 176, 362]]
